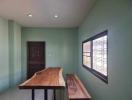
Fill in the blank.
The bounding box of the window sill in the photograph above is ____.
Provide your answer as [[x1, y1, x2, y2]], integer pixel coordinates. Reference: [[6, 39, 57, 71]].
[[82, 65, 108, 84]]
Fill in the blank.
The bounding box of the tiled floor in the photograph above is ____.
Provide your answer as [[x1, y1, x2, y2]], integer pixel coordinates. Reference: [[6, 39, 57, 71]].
[[0, 87, 31, 100], [0, 87, 66, 100]]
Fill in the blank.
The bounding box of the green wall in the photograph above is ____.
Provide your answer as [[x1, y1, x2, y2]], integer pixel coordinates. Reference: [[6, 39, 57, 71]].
[[13, 22, 21, 85], [9, 21, 22, 86], [21, 28, 78, 80], [78, 0, 132, 100], [0, 17, 9, 91], [0, 18, 21, 92]]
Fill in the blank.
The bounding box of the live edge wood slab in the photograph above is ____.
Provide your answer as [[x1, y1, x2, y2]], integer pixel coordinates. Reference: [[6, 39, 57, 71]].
[[19, 67, 65, 89], [66, 74, 91, 100]]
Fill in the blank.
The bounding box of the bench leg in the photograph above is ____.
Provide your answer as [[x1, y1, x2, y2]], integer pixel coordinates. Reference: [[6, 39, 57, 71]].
[[45, 89, 48, 100], [32, 89, 35, 100], [53, 89, 56, 100]]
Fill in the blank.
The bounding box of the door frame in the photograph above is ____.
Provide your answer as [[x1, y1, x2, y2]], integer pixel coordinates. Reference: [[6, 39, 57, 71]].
[[27, 41, 46, 79]]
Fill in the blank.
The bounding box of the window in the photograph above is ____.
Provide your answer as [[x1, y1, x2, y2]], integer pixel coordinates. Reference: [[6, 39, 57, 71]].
[[82, 30, 108, 83]]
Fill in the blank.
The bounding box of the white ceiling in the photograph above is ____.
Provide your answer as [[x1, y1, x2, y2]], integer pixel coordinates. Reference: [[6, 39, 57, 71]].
[[0, 0, 96, 28]]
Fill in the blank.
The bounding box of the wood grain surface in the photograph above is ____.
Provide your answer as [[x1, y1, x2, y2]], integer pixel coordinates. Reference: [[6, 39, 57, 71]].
[[19, 67, 65, 89], [66, 74, 91, 100]]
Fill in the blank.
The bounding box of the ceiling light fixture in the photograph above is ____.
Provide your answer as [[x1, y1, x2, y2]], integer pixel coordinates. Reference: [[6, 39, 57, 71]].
[[27, 14, 32, 17], [54, 14, 58, 18]]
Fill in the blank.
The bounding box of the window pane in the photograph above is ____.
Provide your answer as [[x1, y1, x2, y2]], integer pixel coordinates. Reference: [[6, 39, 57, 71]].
[[83, 42, 91, 52], [83, 41, 91, 68], [93, 35, 107, 76], [83, 56, 91, 68]]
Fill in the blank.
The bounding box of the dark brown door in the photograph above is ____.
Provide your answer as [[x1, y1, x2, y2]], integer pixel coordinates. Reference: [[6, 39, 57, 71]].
[[27, 42, 45, 79]]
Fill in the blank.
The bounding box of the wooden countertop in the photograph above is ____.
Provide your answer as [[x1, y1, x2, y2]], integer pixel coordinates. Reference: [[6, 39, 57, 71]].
[[19, 67, 65, 89], [66, 74, 91, 100]]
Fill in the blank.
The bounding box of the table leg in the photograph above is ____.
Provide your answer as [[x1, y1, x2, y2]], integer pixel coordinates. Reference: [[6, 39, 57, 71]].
[[45, 89, 48, 100], [32, 89, 35, 100], [53, 89, 56, 100]]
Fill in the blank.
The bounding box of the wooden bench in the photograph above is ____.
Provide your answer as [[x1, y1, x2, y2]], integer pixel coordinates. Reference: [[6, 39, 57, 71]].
[[66, 74, 91, 100]]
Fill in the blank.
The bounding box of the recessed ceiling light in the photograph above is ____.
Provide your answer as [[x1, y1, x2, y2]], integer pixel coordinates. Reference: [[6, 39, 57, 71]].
[[54, 14, 58, 18], [27, 14, 32, 17]]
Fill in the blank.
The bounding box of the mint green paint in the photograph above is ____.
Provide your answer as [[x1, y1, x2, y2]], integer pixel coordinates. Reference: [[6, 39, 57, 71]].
[[21, 28, 78, 80], [78, 0, 132, 100], [13, 22, 21, 85], [8, 21, 22, 86], [8, 20, 15, 87], [0, 18, 21, 92], [0, 17, 9, 91]]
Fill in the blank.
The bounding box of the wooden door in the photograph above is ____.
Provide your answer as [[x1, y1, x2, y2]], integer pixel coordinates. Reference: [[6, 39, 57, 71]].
[[27, 42, 45, 79]]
